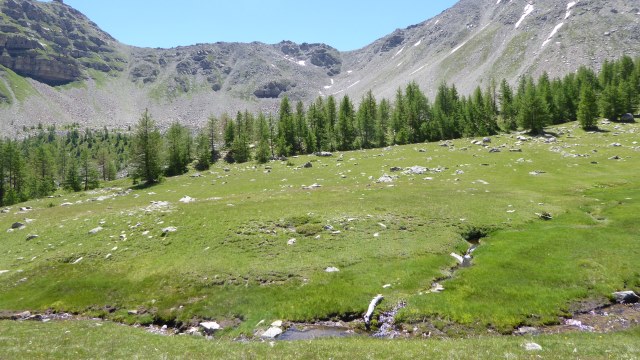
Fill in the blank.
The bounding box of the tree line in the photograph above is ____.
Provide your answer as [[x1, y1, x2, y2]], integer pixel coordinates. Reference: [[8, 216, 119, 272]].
[[158, 55, 637, 173], [2, 55, 638, 200]]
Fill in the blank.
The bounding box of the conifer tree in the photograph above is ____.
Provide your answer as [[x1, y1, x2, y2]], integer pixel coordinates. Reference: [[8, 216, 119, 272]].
[[194, 131, 211, 171], [577, 85, 599, 130], [206, 115, 219, 162], [357, 90, 377, 148], [337, 95, 356, 150], [255, 112, 271, 164], [165, 122, 192, 176], [130, 109, 163, 184], [517, 77, 549, 134]]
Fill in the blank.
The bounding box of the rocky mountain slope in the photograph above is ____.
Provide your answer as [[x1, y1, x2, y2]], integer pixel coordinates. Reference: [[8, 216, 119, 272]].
[[0, 0, 639, 135]]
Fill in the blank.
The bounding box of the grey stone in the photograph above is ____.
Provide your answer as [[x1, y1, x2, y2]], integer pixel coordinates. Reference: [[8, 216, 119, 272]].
[[88, 226, 103, 234], [26, 234, 39, 241], [524, 342, 543, 351], [325, 267, 340, 273], [613, 291, 640, 304], [303, 162, 313, 168], [200, 321, 221, 333], [621, 113, 634, 122], [261, 326, 283, 338], [515, 327, 540, 336], [11, 222, 25, 229]]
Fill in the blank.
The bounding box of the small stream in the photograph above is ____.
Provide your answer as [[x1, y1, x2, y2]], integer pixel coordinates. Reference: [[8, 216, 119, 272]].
[[278, 325, 358, 341]]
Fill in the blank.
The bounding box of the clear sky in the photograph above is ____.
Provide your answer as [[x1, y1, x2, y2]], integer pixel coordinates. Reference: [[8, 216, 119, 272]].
[[47, 0, 458, 51]]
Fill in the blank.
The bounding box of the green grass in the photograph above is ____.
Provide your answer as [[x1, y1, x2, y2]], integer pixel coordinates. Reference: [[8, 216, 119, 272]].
[[0, 320, 638, 359], [0, 120, 639, 339], [0, 65, 37, 102]]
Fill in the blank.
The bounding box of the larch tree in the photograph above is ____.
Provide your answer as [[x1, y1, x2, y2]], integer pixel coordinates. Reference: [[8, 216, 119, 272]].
[[130, 109, 163, 184]]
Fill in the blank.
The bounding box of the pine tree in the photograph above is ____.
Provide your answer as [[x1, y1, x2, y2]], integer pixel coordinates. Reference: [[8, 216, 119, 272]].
[[357, 90, 377, 148], [337, 95, 356, 150], [165, 122, 192, 176], [517, 77, 549, 134], [223, 114, 235, 149], [79, 147, 100, 191], [232, 113, 251, 163], [64, 157, 81, 192], [206, 115, 219, 162], [130, 109, 163, 184], [499, 79, 516, 131], [577, 85, 599, 130], [599, 84, 622, 121], [255, 112, 271, 164], [376, 98, 391, 147], [276, 96, 295, 156], [324, 96, 338, 151], [194, 131, 211, 171]]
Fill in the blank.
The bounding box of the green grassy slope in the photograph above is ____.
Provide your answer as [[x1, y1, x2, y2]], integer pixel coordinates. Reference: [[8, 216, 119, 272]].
[[0, 120, 638, 337]]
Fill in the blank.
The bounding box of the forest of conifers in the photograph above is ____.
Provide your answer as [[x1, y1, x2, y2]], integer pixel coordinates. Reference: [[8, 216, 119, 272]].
[[0, 55, 638, 206]]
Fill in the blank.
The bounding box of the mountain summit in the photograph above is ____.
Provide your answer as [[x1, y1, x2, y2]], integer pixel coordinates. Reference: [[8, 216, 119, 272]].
[[0, 0, 638, 134]]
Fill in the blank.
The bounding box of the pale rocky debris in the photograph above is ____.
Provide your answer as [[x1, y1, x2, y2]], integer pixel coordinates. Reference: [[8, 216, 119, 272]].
[[88, 226, 103, 234]]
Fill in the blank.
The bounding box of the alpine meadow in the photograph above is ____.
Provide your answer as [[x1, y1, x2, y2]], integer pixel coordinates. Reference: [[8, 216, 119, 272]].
[[0, 0, 639, 359]]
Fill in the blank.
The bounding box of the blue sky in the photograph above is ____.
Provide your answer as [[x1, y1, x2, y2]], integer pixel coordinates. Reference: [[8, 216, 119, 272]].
[[51, 0, 457, 51]]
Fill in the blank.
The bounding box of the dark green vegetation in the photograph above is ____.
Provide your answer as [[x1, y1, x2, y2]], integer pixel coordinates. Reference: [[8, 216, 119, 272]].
[[0, 320, 638, 359]]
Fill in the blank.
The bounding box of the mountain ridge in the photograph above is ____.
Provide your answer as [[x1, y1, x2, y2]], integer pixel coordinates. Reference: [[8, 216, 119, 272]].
[[0, 0, 639, 136]]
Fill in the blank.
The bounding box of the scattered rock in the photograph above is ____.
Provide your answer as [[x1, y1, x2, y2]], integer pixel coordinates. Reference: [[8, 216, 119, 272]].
[[270, 320, 283, 327], [88, 226, 103, 234], [377, 175, 395, 183], [0, 270, 10, 275], [179, 196, 195, 204], [11, 222, 25, 229], [26, 234, 39, 241], [127, 310, 138, 315], [390, 166, 403, 172], [509, 148, 523, 152], [515, 327, 540, 336], [489, 147, 501, 153], [523, 342, 543, 351], [190, 173, 203, 178], [621, 113, 634, 123], [72, 257, 83, 264], [536, 212, 553, 220], [609, 155, 621, 160], [287, 238, 296, 246], [404, 166, 427, 175], [162, 227, 178, 236], [60, 202, 73, 207], [613, 291, 640, 304], [261, 326, 283, 339], [325, 267, 340, 273], [430, 283, 445, 293], [315, 151, 333, 157], [303, 162, 313, 168], [483, 137, 492, 143], [200, 321, 221, 333], [529, 170, 546, 176], [610, 142, 622, 147]]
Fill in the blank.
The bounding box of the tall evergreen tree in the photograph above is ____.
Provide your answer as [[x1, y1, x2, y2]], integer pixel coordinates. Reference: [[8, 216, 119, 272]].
[[276, 96, 295, 156], [324, 96, 338, 151], [357, 90, 377, 148], [517, 77, 549, 134], [255, 112, 271, 164], [165, 122, 192, 176], [577, 85, 599, 130], [79, 147, 100, 191], [376, 98, 391, 147], [206, 115, 219, 162], [232, 113, 251, 163], [130, 109, 163, 184], [498, 79, 516, 130], [337, 95, 356, 150]]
